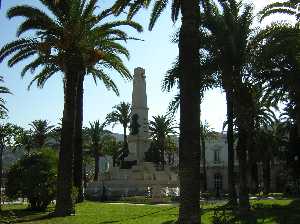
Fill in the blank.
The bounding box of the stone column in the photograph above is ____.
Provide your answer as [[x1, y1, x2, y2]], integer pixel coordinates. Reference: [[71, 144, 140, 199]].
[[126, 67, 150, 164]]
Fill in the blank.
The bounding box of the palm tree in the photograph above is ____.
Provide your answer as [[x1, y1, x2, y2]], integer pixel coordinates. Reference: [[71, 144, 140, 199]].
[[149, 115, 177, 169], [112, 1, 202, 222], [106, 102, 131, 148], [0, 76, 11, 119], [201, 0, 257, 212], [253, 23, 300, 137], [29, 120, 54, 148], [85, 120, 110, 181], [0, 0, 142, 215], [259, 0, 300, 21], [249, 85, 278, 193]]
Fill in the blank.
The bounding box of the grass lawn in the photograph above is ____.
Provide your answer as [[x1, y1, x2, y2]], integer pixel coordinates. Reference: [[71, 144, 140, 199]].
[[1, 199, 299, 224]]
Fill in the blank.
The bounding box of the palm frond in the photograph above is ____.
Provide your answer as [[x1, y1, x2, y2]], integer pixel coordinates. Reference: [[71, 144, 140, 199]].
[[88, 68, 120, 96], [171, 0, 180, 23], [149, 0, 168, 31], [27, 65, 59, 90]]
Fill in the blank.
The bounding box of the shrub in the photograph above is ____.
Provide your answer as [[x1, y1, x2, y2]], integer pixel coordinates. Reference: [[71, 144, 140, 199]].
[[5, 149, 58, 211]]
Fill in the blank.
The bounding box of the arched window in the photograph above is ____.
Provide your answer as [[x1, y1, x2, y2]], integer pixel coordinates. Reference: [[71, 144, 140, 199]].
[[214, 173, 223, 191]]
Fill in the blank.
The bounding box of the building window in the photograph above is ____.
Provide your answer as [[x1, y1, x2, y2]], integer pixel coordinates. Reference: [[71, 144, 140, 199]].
[[214, 150, 220, 163], [214, 173, 223, 192]]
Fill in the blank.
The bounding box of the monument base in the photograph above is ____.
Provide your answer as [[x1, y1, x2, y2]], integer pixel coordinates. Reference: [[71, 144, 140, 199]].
[[86, 162, 178, 200]]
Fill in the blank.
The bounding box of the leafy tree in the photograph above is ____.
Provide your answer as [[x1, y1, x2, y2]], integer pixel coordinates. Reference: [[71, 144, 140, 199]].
[[102, 135, 123, 167], [145, 140, 161, 165], [6, 149, 57, 211], [149, 115, 176, 169], [112, 0, 203, 221], [0, 0, 142, 214], [0, 123, 20, 210], [165, 136, 177, 166], [14, 128, 34, 154]]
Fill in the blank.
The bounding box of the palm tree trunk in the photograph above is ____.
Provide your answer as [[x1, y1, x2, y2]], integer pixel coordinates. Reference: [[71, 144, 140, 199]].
[[123, 125, 127, 144], [73, 74, 84, 203], [55, 67, 78, 216], [122, 125, 128, 161], [37, 136, 45, 148], [294, 93, 300, 138], [94, 150, 99, 181], [160, 138, 165, 169], [249, 149, 259, 194], [235, 89, 253, 214], [236, 130, 250, 213], [250, 162, 259, 193], [263, 158, 271, 195], [232, 79, 253, 214], [55, 54, 84, 216], [200, 127, 207, 192], [226, 91, 237, 206], [83, 162, 87, 190], [178, 1, 201, 223]]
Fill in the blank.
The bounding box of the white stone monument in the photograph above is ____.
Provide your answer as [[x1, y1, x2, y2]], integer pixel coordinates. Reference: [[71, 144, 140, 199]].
[[86, 67, 179, 200], [126, 67, 151, 164]]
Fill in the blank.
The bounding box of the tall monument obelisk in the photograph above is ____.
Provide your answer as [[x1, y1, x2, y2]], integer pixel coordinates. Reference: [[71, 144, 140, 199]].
[[126, 67, 150, 165]]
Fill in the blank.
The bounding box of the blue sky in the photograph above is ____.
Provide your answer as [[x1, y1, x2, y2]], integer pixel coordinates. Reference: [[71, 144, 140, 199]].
[[0, 0, 284, 133]]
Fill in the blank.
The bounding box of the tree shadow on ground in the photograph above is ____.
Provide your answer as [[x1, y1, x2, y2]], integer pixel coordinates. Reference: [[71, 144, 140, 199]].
[[207, 199, 300, 224], [161, 221, 177, 224], [98, 206, 177, 224], [250, 199, 300, 224], [0, 206, 55, 223]]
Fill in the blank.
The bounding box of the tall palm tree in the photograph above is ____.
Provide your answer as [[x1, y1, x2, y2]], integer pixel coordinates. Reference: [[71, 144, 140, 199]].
[[29, 120, 54, 148], [149, 115, 177, 168], [248, 84, 278, 193], [85, 120, 110, 181], [0, 0, 142, 215], [112, 1, 202, 222], [201, 0, 257, 212]]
